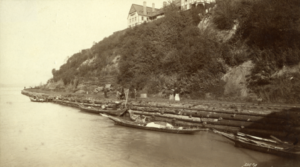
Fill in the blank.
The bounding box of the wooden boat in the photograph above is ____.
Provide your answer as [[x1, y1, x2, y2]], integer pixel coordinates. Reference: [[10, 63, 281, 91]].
[[129, 109, 204, 123], [101, 114, 204, 134], [53, 99, 80, 108], [30, 97, 47, 102], [213, 129, 300, 158], [79, 105, 126, 116], [236, 132, 279, 144]]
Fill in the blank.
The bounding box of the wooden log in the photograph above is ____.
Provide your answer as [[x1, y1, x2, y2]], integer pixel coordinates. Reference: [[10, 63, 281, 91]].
[[130, 100, 300, 111], [130, 106, 300, 126], [130, 109, 298, 132], [130, 105, 300, 120], [204, 124, 241, 132], [240, 129, 289, 139], [208, 119, 298, 131]]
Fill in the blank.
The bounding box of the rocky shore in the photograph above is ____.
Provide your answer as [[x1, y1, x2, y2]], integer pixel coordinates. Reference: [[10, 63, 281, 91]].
[[21, 89, 300, 143]]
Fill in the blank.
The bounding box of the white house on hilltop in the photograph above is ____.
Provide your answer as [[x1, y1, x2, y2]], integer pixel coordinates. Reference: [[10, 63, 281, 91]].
[[181, 0, 216, 11], [127, 1, 181, 28], [127, 2, 159, 28], [127, 0, 216, 28]]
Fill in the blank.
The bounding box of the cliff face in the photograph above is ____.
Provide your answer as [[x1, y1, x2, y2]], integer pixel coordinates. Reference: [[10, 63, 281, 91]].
[[198, 15, 238, 43], [222, 61, 254, 98], [198, 14, 251, 99]]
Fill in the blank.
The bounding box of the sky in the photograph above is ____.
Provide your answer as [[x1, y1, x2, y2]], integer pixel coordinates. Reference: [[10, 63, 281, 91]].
[[0, 0, 165, 87]]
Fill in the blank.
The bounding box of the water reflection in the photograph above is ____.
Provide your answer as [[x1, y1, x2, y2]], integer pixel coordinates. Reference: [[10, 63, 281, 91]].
[[0, 88, 299, 167]]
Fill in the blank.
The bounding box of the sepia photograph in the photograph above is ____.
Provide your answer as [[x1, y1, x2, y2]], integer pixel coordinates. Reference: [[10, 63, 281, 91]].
[[0, 0, 299, 166]]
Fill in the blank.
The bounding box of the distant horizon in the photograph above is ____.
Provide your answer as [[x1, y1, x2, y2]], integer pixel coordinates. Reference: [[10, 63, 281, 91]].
[[0, 82, 40, 87]]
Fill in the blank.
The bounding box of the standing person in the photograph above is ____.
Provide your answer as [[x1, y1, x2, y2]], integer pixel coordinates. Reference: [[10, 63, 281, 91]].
[[174, 87, 180, 101], [104, 88, 108, 98], [169, 88, 175, 101], [134, 88, 137, 100], [120, 87, 125, 100], [116, 89, 121, 99]]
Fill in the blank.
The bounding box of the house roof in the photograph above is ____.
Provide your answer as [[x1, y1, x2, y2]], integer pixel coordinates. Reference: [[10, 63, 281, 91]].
[[147, 0, 181, 17], [128, 0, 182, 18], [129, 4, 160, 17], [148, 9, 164, 17]]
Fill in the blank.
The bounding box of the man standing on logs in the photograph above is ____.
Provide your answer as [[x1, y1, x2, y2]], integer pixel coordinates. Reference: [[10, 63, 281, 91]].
[[104, 88, 108, 98], [121, 87, 125, 100]]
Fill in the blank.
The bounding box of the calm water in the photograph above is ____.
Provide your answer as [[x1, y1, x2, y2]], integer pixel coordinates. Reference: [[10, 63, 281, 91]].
[[0, 87, 299, 167]]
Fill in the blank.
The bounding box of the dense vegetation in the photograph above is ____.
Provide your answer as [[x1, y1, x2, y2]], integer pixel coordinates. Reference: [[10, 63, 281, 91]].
[[117, 4, 226, 97], [51, 0, 300, 103], [213, 0, 300, 102]]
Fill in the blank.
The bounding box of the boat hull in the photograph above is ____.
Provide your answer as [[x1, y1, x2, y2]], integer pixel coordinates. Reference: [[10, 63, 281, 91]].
[[79, 105, 126, 116], [233, 139, 299, 158], [30, 98, 47, 102], [214, 130, 300, 158], [104, 115, 203, 134]]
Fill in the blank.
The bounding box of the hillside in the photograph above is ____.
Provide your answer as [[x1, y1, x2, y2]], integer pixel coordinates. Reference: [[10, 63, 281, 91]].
[[46, 0, 300, 104]]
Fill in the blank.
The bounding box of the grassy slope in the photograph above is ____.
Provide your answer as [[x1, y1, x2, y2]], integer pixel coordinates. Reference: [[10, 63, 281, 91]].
[[48, 0, 300, 103]]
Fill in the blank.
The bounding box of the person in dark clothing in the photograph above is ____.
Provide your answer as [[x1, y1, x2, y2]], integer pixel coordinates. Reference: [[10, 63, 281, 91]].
[[120, 88, 125, 99], [104, 88, 108, 98]]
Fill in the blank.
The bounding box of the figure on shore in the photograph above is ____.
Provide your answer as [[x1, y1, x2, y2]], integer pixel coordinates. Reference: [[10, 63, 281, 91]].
[[104, 88, 108, 98], [134, 88, 137, 100], [120, 87, 125, 100], [174, 87, 180, 101], [169, 88, 175, 101], [116, 90, 121, 99]]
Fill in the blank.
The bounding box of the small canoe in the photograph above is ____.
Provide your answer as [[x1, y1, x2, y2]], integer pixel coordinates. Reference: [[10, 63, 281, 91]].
[[213, 129, 300, 158], [101, 114, 203, 134], [30, 97, 47, 102], [237, 132, 278, 144], [79, 105, 126, 116]]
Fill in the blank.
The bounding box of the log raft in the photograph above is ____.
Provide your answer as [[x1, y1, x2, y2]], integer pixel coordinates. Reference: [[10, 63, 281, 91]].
[[21, 90, 300, 140]]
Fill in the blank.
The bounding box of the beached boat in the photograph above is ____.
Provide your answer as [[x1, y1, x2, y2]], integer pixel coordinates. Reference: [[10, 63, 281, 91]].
[[213, 129, 300, 158], [30, 97, 47, 102], [79, 105, 126, 116], [101, 114, 204, 134], [129, 109, 204, 123]]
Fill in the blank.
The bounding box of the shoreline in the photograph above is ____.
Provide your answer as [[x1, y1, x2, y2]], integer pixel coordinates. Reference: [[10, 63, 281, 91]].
[[22, 88, 300, 108], [21, 88, 300, 142]]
